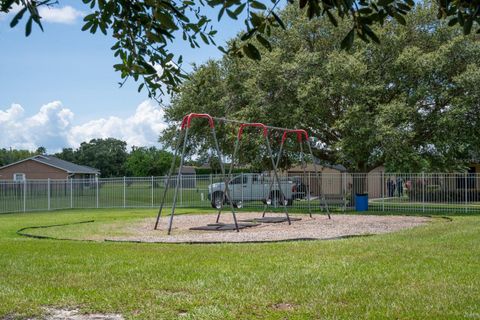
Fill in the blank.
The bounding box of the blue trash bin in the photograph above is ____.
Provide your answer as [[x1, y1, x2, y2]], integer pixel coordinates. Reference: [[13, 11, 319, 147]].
[[355, 193, 368, 211]]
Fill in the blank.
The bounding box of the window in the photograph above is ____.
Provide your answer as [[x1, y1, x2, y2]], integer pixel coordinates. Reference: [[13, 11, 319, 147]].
[[230, 176, 242, 185], [13, 173, 25, 181]]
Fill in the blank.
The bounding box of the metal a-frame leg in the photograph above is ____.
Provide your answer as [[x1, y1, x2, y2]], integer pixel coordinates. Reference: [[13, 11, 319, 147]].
[[306, 141, 331, 219], [211, 127, 239, 232], [215, 134, 240, 226], [262, 137, 285, 218], [167, 127, 190, 235], [154, 129, 183, 230], [264, 135, 291, 224]]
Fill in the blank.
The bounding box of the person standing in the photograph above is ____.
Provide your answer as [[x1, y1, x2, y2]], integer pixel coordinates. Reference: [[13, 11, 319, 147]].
[[397, 177, 403, 197]]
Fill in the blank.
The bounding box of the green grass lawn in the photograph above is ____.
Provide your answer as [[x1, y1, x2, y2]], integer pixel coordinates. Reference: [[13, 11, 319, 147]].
[[1, 208, 479, 319]]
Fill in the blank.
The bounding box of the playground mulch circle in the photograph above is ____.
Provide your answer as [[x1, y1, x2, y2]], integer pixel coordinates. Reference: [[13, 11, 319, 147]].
[[112, 212, 431, 243]]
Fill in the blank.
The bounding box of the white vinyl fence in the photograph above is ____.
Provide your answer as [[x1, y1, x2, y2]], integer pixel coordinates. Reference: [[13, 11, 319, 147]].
[[1, 172, 479, 214]]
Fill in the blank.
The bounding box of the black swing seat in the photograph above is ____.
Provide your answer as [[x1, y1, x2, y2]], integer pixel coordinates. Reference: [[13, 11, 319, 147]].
[[239, 217, 302, 223], [189, 222, 259, 231]]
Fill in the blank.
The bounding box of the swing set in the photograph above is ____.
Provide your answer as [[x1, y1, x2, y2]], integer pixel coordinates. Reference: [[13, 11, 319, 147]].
[[154, 113, 331, 234]]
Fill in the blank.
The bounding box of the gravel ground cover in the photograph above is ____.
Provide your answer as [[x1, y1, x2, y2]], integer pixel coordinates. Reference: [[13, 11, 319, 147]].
[[106, 212, 431, 243]]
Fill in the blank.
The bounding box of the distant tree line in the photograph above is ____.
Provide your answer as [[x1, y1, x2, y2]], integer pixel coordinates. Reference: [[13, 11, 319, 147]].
[[0, 139, 176, 178], [0, 147, 45, 167]]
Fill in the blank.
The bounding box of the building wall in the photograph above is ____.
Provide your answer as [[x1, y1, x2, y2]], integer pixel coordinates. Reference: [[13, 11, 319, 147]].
[[0, 160, 68, 180], [287, 165, 347, 196]]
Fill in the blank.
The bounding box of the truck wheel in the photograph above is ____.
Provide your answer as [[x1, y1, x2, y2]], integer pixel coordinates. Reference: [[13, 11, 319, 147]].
[[211, 191, 224, 209]]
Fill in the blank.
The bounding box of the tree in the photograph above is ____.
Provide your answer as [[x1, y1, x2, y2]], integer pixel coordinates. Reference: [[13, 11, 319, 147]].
[[0, 147, 44, 166], [75, 138, 128, 177], [161, 3, 480, 173], [125, 146, 174, 177], [2, 0, 478, 99]]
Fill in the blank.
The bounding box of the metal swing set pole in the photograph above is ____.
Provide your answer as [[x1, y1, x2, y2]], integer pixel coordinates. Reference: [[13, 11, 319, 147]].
[[261, 125, 291, 225], [265, 130, 314, 218], [155, 113, 239, 234], [262, 131, 287, 218], [217, 123, 291, 225], [215, 127, 241, 224]]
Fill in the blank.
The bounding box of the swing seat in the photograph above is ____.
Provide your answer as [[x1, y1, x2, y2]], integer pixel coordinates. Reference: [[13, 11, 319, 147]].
[[189, 223, 259, 231], [240, 217, 302, 223]]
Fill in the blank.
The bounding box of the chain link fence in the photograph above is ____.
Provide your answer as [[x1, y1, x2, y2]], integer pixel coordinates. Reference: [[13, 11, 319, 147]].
[[1, 172, 479, 214]]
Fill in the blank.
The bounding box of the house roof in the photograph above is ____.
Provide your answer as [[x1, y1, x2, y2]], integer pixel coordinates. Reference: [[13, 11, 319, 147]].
[[181, 166, 196, 174], [0, 155, 100, 175]]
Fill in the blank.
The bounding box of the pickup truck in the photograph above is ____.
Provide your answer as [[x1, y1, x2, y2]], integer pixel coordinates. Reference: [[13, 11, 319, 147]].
[[208, 174, 297, 208]]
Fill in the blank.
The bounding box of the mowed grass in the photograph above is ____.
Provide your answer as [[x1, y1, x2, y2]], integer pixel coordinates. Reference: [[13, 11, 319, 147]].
[[0, 209, 479, 319]]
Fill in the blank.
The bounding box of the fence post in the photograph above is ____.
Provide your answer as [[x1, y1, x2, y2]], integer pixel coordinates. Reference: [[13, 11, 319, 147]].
[[70, 178, 73, 209], [465, 172, 468, 214], [422, 172, 425, 213], [382, 172, 385, 212], [179, 174, 183, 207], [47, 178, 51, 211], [96, 176, 99, 209], [308, 171, 312, 209], [23, 179, 27, 212], [343, 172, 346, 212], [241, 173, 244, 204], [123, 176, 126, 208], [151, 176, 154, 208]]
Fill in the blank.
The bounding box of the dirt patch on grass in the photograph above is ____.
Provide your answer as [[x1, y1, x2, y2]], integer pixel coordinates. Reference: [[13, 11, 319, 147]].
[[271, 303, 296, 311], [104, 212, 430, 243], [26, 308, 124, 320]]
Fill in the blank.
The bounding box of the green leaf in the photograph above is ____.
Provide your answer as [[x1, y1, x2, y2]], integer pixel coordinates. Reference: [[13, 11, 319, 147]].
[[82, 21, 94, 31], [242, 43, 261, 60], [256, 34, 272, 51], [299, 0, 307, 9], [447, 17, 458, 26], [325, 10, 338, 27], [233, 3, 246, 16], [218, 7, 225, 21], [250, 1, 267, 10], [200, 32, 210, 44], [463, 16, 473, 34], [1, 0, 15, 11], [377, 0, 394, 6], [10, 7, 27, 28], [393, 12, 406, 25], [156, 11, 177, 29], [25, 17, 32, 37], [226, 9, 238, 20], [457, 11, 464, 26], [272, 12, 285, 30], [341, 28, 355, 50], [363, 25, 380, 43]]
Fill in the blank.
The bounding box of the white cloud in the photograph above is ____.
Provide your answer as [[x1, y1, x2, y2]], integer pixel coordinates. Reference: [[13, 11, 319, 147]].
[[0, 100, 167, 152], [38, 6, 84, 24], [0, 5, 84, 24]]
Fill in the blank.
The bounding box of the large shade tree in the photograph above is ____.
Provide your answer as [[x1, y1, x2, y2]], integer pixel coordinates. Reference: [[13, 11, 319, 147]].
[[161, 3, 480, 173], [2, 0, 478, 99]]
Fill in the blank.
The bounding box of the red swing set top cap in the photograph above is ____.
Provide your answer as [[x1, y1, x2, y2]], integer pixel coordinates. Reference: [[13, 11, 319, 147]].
[[237, 123, 268, 139], [281, 129, 309, 143], [180, 113, 215, 129]]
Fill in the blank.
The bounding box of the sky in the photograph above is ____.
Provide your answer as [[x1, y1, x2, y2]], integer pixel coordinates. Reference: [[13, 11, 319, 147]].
[[0, 1, 248, 152]]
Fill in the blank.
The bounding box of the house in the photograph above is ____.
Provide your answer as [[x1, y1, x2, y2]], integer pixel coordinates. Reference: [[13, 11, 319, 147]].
[[286, 162, 348, 196], [165, 166, 197, 188], [0, 155, 99, 181]]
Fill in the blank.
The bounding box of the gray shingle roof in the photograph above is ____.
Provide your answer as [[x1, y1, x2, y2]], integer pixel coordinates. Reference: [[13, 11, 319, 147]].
[[181, 166, 196, 174], [31, 155, 100, 174]]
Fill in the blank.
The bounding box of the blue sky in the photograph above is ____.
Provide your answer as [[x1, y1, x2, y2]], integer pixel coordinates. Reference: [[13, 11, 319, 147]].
[[0, 1, 248, 151]]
